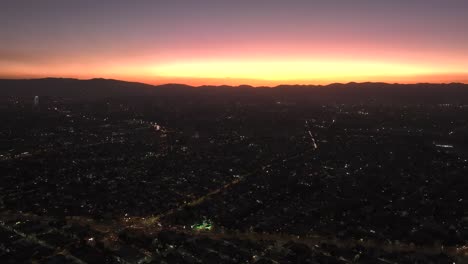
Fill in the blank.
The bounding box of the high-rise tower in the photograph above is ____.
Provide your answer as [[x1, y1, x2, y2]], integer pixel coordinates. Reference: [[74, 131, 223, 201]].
[[33, 96, 39, 107]]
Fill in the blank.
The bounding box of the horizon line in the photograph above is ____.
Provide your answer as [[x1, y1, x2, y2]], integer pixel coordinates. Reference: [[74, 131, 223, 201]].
[[1, 76, 468, 88]]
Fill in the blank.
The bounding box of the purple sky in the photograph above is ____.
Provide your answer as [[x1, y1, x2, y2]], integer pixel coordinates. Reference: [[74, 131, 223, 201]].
[[1, 0, 468, 85]]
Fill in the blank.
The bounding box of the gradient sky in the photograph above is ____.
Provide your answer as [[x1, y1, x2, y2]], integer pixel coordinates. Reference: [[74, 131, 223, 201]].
[[1, 0, 468, 85]]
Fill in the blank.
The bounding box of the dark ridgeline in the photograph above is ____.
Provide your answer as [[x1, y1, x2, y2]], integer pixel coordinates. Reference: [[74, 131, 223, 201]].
[[1, 78, 468, 104]]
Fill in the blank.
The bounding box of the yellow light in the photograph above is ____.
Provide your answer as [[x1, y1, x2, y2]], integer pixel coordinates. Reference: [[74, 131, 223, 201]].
[[151, 60, 438, 83]]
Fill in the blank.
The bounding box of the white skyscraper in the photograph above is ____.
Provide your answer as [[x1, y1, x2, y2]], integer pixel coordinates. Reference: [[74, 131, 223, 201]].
[[34, 96, 39, 107]]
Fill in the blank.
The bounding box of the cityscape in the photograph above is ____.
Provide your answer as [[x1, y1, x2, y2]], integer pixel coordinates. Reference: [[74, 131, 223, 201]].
[[1, 80, 468, 263], [2, 0, 468, 263]]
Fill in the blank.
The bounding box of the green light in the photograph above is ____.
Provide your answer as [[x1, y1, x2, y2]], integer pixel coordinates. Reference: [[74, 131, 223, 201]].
[[191, 220, 213, 231]]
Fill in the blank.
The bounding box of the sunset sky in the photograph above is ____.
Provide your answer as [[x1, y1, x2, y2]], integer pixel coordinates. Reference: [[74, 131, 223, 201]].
[[1, 0, 468, 86]]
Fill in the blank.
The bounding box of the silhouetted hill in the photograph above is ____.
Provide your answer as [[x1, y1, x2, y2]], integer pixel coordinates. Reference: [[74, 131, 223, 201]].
[[1, 78, 468, 104], [272, 82, 468, 104], [0, 78, 156, 98]]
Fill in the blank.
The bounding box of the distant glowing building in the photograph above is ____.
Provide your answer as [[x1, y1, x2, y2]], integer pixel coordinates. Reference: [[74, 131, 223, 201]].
[[33, 96, 39, 107]]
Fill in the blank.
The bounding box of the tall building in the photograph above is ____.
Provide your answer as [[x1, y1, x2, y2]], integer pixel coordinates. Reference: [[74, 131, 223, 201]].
[[33, 96, 39, 107]]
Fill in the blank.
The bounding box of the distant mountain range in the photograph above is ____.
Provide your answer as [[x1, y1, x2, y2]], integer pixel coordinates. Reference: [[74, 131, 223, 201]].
[[1, 78, 468, 104]]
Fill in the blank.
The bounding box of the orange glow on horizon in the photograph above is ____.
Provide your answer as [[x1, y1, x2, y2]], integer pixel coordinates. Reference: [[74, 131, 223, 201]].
[[2, 1, 468, 86], [2, 57, 467, 86], [2, 28, 468, 86]]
